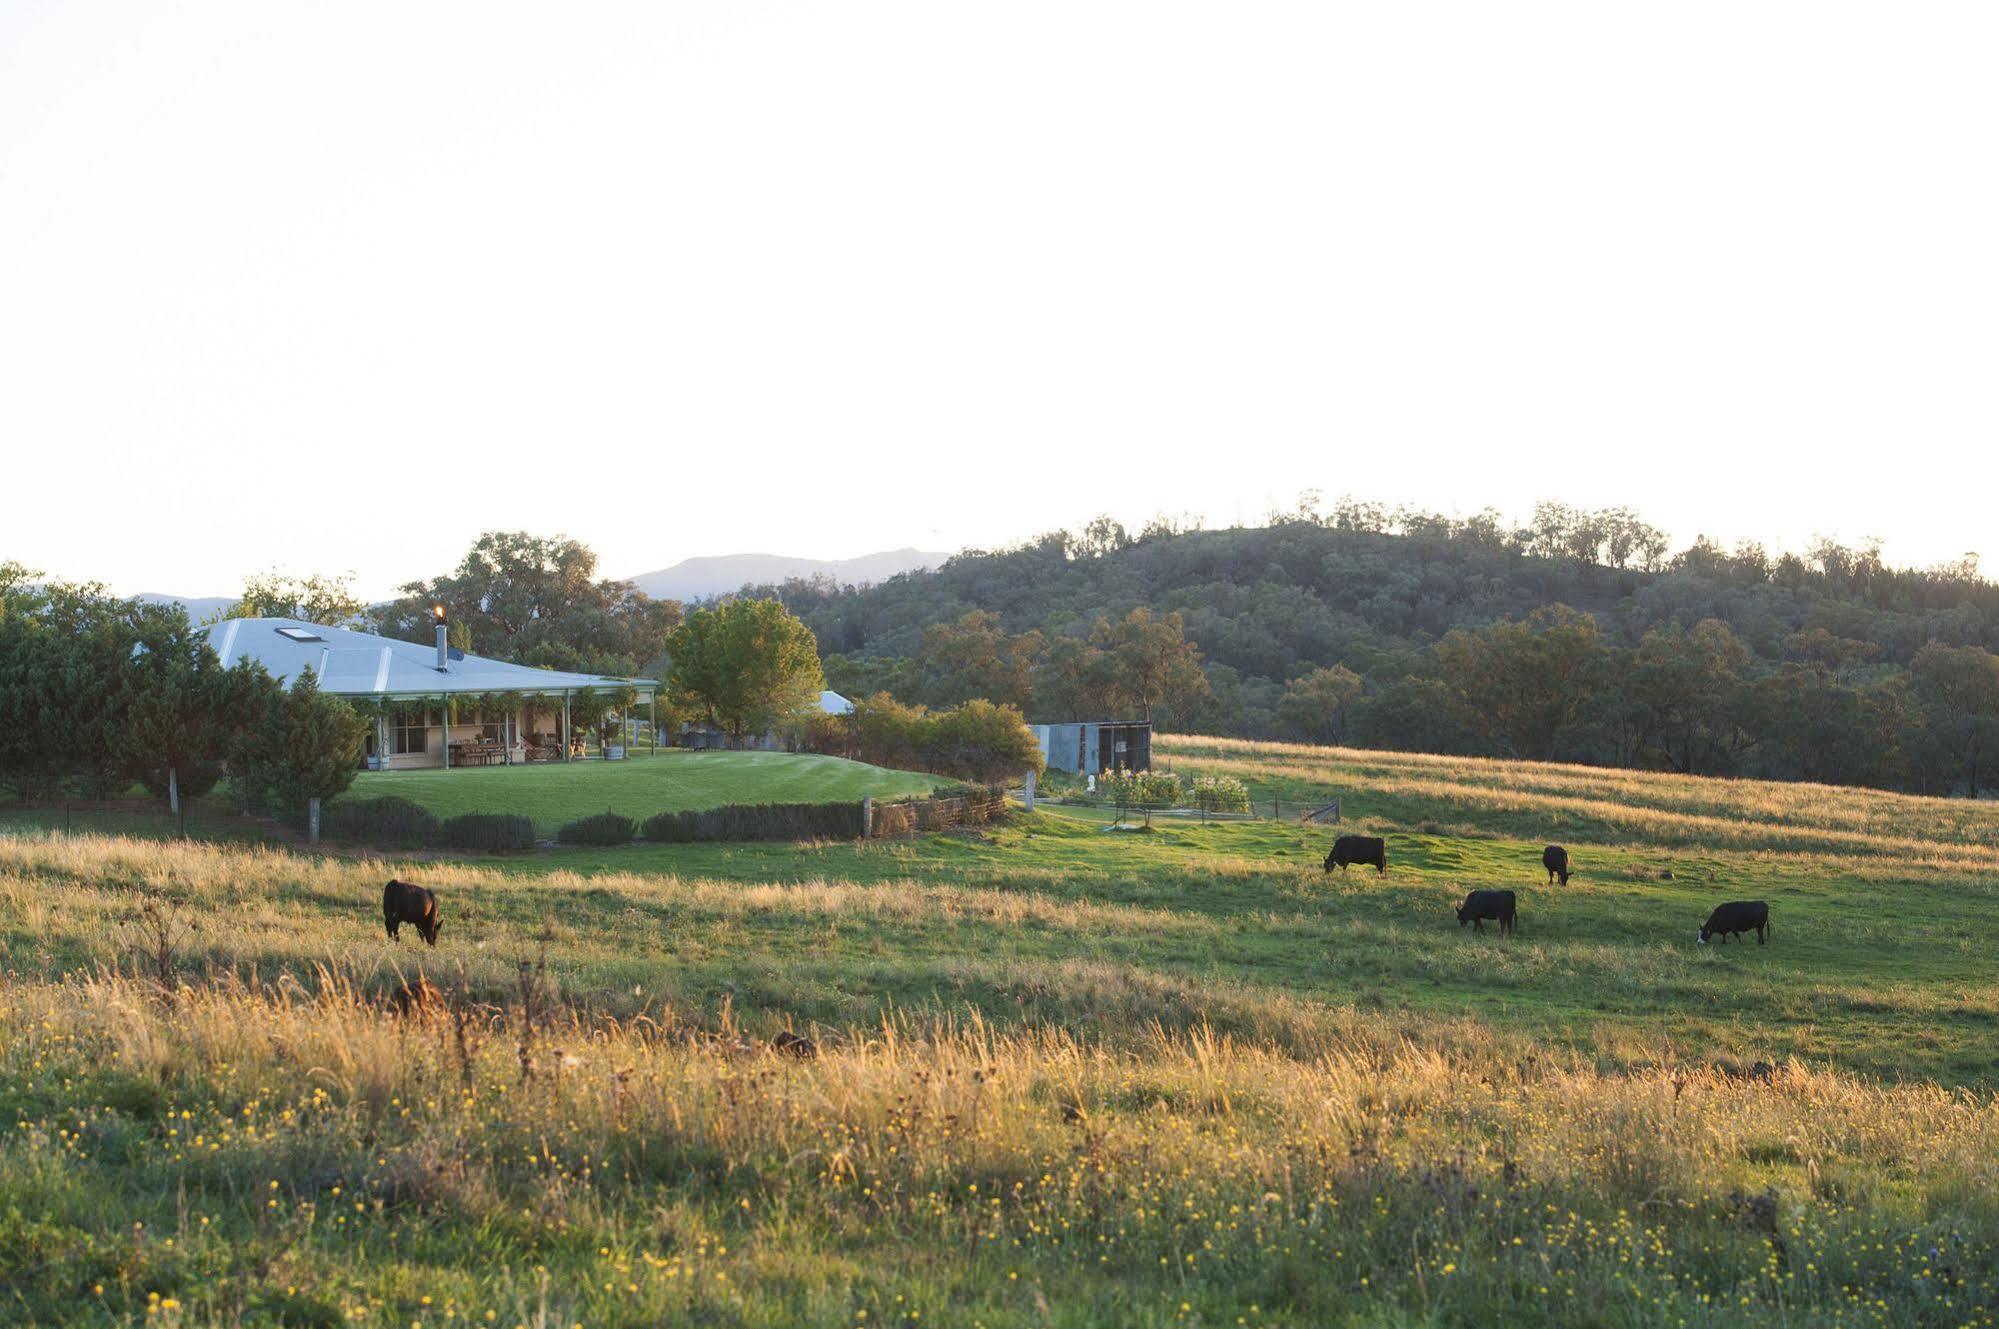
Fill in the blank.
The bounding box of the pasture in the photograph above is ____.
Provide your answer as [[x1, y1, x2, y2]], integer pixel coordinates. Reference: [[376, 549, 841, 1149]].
[[0, 737, 1996, 1325]]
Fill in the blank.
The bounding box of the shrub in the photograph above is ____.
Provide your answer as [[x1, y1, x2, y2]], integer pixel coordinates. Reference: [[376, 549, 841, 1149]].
[[1098, 769, 1182, 808], [1187, 774, 1250, 814], [556, 812, 637, 846], [320, 796, 440, 847], [643, 802, 864, 844], [440, 813, 537, 851], [848, 695, 1044, 783]]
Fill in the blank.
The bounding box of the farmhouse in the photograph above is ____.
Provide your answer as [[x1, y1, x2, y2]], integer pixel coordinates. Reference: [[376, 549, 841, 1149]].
[[204, 615, 657, 770], [1029, 720, 1152, 774]]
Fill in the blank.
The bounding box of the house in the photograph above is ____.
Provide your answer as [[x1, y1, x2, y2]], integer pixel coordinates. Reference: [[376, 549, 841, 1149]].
[[204, 615, 657, 770], [1029, 720, 1152, 775]]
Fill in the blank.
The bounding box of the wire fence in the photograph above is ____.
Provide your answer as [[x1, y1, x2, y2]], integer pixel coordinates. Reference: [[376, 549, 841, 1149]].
[[1024, 787, 1341, 827]]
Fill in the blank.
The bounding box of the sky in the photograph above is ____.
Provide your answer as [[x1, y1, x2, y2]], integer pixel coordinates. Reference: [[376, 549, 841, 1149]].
[[2, 2, 1994, 600]]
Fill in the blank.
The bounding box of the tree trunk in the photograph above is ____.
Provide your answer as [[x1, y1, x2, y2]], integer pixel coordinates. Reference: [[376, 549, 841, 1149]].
[[168, 766, 180, 815]]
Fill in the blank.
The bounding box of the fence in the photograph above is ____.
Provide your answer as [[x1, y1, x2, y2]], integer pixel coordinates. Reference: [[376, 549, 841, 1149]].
[[1032, 789, 1340, 826], [867, 787, 1010, 838]]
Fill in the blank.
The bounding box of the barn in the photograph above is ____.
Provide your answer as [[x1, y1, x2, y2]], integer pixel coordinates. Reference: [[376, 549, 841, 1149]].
[[203, 615, 657, 769]]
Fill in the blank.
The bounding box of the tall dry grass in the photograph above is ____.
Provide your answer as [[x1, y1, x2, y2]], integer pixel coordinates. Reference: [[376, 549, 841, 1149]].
[[4, 968, 1995, 1325]]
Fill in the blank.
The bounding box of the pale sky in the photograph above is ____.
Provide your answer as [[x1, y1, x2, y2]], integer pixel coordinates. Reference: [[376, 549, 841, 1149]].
[[3, 2, 1993, 599]]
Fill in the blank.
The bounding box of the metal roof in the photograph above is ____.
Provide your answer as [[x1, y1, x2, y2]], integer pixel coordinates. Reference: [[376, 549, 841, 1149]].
[[203, 618, 655, 700], [819, 690, 854, 716]]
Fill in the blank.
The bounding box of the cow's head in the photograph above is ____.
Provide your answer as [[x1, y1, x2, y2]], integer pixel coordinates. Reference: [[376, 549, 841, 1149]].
[[421, 916, 440, 946], [1556, 867, 1569, 886], [1322, 850, 1337, 872], [1456, 903, 1470, 927], [1696, 926, 1709, 944]]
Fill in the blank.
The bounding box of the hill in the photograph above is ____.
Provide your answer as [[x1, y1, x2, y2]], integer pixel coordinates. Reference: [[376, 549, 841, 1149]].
[[625, 547, 946, 602], [755, 506, 1999, 794]]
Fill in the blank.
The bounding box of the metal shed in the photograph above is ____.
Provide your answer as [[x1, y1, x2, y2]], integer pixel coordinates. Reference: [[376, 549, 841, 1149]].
[[1027, 720, 1152, 775]]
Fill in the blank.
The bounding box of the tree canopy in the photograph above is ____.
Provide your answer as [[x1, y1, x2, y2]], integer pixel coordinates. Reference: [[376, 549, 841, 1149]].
[[667, 599, 825, 741]]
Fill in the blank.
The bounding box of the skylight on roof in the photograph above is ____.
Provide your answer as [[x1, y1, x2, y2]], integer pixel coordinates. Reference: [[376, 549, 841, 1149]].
[[274, 627, 324, 642]]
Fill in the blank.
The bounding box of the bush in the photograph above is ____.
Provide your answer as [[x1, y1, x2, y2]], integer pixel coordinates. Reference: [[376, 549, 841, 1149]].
[[643, 802, 863, 844], [1098, 769, 1182, 808], [320, 796, 440, 847], [847, 695, 1045, 783], [557, 811, 637, 846], [1187, 774, 1250, 813], [440, 813, 537, 851]]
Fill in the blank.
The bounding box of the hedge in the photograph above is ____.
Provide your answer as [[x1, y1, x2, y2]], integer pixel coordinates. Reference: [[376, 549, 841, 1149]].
[[319, 796, 440, 847], [642, 802, 864, 844], [440, 813, 537, 851], [557, 811, 638, 846]]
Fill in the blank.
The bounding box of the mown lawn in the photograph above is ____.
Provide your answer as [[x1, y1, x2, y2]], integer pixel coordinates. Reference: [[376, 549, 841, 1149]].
[[330, 750, 944, 833], [1, 739, 1997, 1325]]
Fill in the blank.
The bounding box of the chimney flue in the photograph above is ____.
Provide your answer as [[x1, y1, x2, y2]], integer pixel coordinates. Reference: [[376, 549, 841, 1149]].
[[433, 605, 449, 672]]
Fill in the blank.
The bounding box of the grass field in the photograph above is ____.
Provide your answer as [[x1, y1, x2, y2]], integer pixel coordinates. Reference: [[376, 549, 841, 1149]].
[[331, 751, 945, 834], [1, 739, 1997, 1325]]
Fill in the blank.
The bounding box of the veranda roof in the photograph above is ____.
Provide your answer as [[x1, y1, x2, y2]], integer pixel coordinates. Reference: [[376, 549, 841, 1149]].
[[203, 618, 654, 701]]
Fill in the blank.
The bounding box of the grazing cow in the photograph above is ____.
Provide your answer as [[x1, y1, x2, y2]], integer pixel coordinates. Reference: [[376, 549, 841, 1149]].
[[1542, 845, 1570, 886], [1456, 889, 1517, 936], [383, 879, 441, 946], [1324, 835, 1388, 876], [1698, 900, 1768, 946]]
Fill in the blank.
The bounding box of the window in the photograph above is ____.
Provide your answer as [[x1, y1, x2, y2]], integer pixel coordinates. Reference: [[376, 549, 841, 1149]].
[[274, 627, 324, 642], [392, 709, 431, 755]]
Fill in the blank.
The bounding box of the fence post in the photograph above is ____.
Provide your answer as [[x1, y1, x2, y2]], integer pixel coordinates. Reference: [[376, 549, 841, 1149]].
[[308, 797, 321, 845], [861, 796, 873, 838], [1023, 770, 1036, 812]]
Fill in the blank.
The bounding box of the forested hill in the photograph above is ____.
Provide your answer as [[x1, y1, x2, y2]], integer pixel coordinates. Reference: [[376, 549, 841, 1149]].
[[748, 505, 1999, 795]]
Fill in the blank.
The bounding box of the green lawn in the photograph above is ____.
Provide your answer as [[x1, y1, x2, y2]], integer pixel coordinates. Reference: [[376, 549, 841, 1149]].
[[332, 750, 944, 833]]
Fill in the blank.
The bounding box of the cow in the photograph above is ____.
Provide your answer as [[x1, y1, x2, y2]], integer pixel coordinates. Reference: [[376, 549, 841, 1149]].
[[1542, 845, 1570, 886], [383, 879, 441, 946], [1324, 835, 1388, 876], [1698, 900, 1768, 946], [1456, 889, 1517, 936]]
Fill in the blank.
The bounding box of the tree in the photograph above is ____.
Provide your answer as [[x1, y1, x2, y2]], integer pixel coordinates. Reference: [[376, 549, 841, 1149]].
[[667, 599, 824, 742], [1029, 636, 1115, 721], [1436, 606, 1604, 760], [1911, 642, 1999, 795], [1276, 665, 1363, 745], [1631, 619, 1750, 774], [229, 667, 368, 814], [374, 531, 680, 674], [1091, 608, 1210, 722], [227, 570, 366, 627], [912, 612, 1039, 710], [124, 608, 276, 813]]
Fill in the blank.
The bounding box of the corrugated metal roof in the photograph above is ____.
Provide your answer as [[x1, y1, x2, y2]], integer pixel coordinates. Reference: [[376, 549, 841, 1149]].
[[204, 618, 655, 699], [819, 690, 854, 716]]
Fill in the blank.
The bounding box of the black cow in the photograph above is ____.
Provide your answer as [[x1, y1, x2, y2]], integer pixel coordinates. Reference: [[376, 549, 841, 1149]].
[[1324, 835, 1388, 876], [1542, 845, 1570, 885], [1456, 889, 1517, 936], [383, 879, 441, 946], [1698, 900, 1768, 946]]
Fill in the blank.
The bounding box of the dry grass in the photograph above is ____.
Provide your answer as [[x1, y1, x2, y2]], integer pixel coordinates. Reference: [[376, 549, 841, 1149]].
[[5, 969, 1996, 1326]]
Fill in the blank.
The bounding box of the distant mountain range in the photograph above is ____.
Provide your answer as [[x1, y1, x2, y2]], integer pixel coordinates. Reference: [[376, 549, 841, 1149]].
[[129, 550, 949, 622], [135, 592, 238, 622], [623, 548, 948, 602]]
